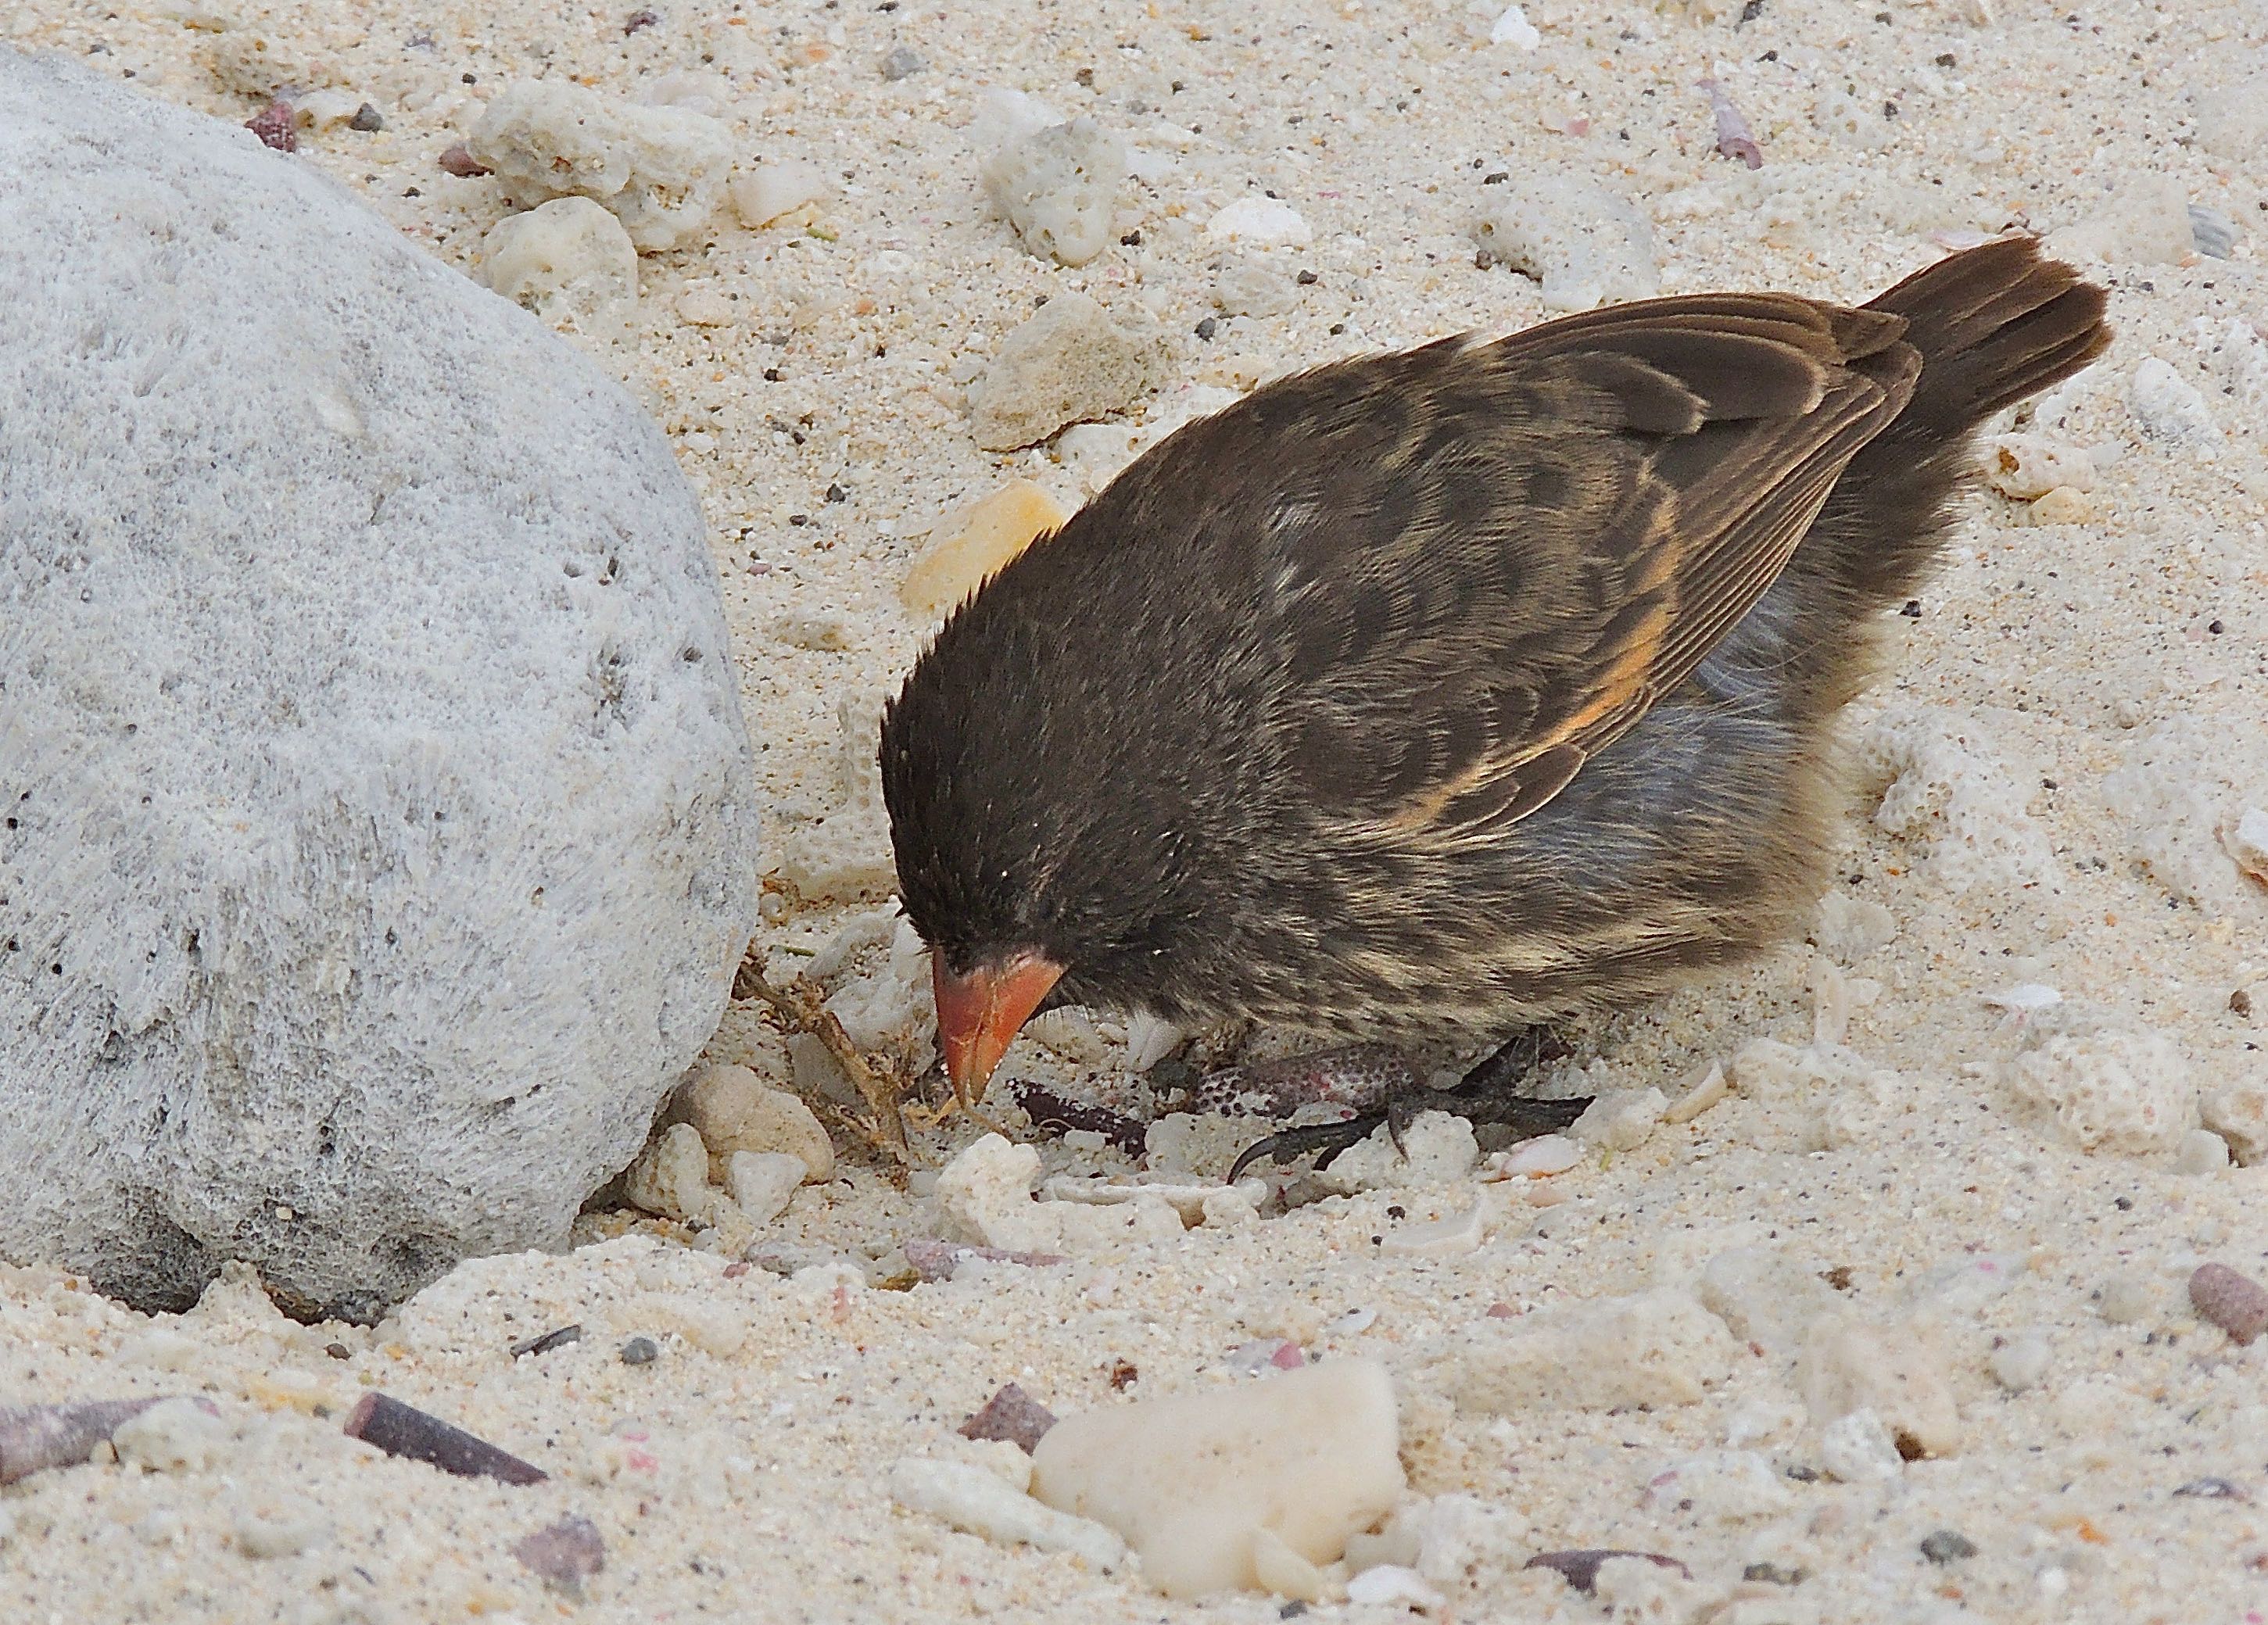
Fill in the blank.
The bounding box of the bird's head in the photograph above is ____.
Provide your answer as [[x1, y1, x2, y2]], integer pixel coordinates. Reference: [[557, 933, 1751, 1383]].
[[876, 533, 1245, 1103]]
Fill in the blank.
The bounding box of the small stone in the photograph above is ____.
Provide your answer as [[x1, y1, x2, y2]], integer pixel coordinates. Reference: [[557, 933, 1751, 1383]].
[[1474, 173, 1657, 311], [623, 1122, 724, 1223], [2095, 1270, 2155, 1324], [514, 1514, 607, 1594], [2230, 808, 2268, 884], [2127, 357, 2223, 452], [2197, 81, 2268, 161], [483, 197, 640, 345], [725, 1151, 805, 1225], [890, 1457, 1127, 1570], [620, 1335, 660, 1365], [438, 142, 491, 177], [729, 159, 831, 227], [1206, 197, 1313, 249], [1028, 1359, 1403, 1600], [935, 1133, 1181, 1254], [879, 45, 926, 80], [1817, 1407, 1903, 1483], [2190, 204, 2241, 259], [205, 30, 315, 96], [1661, 1061, 1729, 1125], [959, 1383, 1059, 1454], [981, 117, 1124, 266], [1982, 431, 2096, 499], [1697, 1247, 1841, 1360], [967, 292, 1168, 450], [468, 80, 733, 252], [1251, 1526, 1330, 1601], [349, 102, 384, 132], [2023, 485, 2094, 526], [2173, 1476, 2248, 1500], [1212, 260, 1294, 317], [1489, 4, 1542, 48], [1647, 1450, 1795, 1523], [1569, 1087, 1667, 1151], [2175, 1129, 2232, 1176], [245, 98, 296, 152], [1988, 1330, 2051, 1393], [342, 1392, 547, 1484], [1418, 1288, 1736, 1414], [1316, 1111, 1478, 1194], [111, 1398, 232, 1474], [1492, 1133, 1582, 1176], [901, 480, 1070, 614], [1797, 1312, 1960, 1460], [672, 1064, 835, 1183], [2002, 1027, 2198, 1158], [2191, 1262, 2268, 1345], [1345, 1565, 1446, 1609], [1919, 1529, 1978, 1566]]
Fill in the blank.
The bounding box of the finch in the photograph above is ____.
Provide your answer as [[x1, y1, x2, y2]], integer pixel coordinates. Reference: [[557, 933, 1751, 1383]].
[[881, 238, 2110, 1125]]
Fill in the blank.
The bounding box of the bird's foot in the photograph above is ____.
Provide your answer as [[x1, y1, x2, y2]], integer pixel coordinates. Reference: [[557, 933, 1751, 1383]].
[[1224, 1026, 1587, 1179]]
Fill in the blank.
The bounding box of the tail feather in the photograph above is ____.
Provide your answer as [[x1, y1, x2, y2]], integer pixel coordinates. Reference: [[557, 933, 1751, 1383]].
[[1804, 238, 2111, 610]]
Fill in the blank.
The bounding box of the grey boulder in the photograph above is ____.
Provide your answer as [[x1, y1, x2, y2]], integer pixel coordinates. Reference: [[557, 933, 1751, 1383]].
[[0, 51, 759, 1319]]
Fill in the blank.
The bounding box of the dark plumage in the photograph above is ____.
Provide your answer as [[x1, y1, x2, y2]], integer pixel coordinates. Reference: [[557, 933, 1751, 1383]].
[[882, 238, 2111, 1105]]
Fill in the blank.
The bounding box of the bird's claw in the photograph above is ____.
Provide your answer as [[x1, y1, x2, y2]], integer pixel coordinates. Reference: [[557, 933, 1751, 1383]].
[[1226, 1114, 1386, 1182]]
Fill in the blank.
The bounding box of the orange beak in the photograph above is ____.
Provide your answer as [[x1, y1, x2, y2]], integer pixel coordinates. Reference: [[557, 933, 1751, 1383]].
[[933, 950, 1064, 1105]]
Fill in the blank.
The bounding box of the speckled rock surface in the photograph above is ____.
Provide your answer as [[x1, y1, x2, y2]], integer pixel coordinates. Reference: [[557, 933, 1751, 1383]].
[[0, 49, 758, 1319]]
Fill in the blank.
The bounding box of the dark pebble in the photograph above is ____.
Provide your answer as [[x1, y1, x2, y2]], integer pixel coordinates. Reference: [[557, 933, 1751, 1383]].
[[880, 45, 926, 81], [958, 1383, 1059, 1454], [349, 102, 384, 131], [2234, 989, 2254, 1018], [1919, 1530, 1977, 1566], [325, 1342, 352, 1360], [1482, 170, 1509, 184], [825, 483, 848, 503], [2191, 1262, 2268, 1344], [620, 1336, 660, 1366], [1120, 231, 1142, 245], [1474, 249, 1496, 270], [439, 143, 492, 178], [1194, 317, 1218, 340], [1296, 268, 1319, 285], [1526, 1550, 1689, 1595], [510, 1324, 583, 1358], [624, 7, 660, 33]]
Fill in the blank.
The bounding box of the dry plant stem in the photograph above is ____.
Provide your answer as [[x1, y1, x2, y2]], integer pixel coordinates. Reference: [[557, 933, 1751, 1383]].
[[733, 949, 916, 1169]]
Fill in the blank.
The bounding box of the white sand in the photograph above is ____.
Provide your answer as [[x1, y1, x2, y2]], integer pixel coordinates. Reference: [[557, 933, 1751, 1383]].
[[5, 2, 2267, 1620]]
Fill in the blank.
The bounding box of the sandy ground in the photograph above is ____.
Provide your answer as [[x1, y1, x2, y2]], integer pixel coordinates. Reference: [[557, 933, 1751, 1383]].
[[5, 0, 2268, 1620]]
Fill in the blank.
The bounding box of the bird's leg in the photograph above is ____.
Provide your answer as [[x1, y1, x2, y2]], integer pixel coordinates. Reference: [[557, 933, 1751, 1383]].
[[1224, 1027, 1587, 1181]]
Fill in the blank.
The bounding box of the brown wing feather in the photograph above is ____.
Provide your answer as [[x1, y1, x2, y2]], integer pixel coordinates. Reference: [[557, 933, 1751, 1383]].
[[1252, 293, 1922, 849]]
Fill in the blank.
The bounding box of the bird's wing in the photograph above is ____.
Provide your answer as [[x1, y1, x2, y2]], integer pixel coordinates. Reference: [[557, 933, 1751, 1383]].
[[1204, 293, 1923, 850]]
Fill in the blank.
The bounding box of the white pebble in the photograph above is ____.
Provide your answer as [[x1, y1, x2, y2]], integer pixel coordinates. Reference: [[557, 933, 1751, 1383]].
[[1381, 1190, 1507, 1259], [2176, 1129, 2233, 1176], [1570, 1087, 1667, 1151], [624, 1122, 726, 1224], [968, 292, 1168, 450], [1206, 197, 1314, 249], [2002, 1027, 2198, 1157], [1697, 1247, 1841, 1360], [2095, 1270, 2156, 1324], [981, 118, 1125, 266], [674, 286, 736, 327], [1417, 1288, 1736, 1413], [482, 198, 639, 345], [1029, 1359, 1403, 1599], [1990, 1330, 2051, 1394], [936, 1134, 1181, 1254], [235, 1509, 328, 1560], [729, 159, 831, 227], [1857, 707, 2057, 891], [1818, 1407, 1903, 1484], [2196, 80, 2268, 162], [1346, 1564, 1446, 1609], [1809, 890, 1897, 964], [889, 1457, 1127, 1571], [2230, 808, 2268, 883], [469, 80, 732, 252], [1662, 1061, 1730, 1125], [1983, 983, 2062, 1015], [113, 1397, 232, 1474], [1475, 174, 1658, 311], [1250, 1527, 1328, 1601], [1493, 1133, 1582, 1176], [725, 1151, 806, 1225], [1488, 4, 1541, 48], [673, 1065, 834, 1184], [2127, 357, 2224, 453]]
